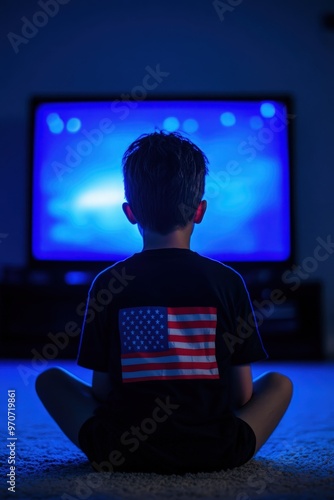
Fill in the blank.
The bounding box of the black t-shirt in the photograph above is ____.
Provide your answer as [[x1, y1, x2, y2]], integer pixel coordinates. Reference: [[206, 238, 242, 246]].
[[77, 248, 268, 471]]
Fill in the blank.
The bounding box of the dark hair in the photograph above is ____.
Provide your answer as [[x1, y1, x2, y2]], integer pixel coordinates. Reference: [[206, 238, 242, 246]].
[[122, 131, 208, 234]]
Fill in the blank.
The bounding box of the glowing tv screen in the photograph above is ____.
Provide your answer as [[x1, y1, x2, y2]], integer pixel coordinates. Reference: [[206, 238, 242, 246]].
[[30, 97, 292, 264]]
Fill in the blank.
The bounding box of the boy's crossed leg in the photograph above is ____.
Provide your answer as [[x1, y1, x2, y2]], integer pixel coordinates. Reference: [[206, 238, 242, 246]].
[[36, 368, 293, 458], [236, 371, 293, 454], [35, 367, 99, 448]]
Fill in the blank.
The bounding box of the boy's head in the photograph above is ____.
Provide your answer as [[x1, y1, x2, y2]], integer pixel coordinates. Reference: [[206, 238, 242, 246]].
[[122, 131, 208, 235]]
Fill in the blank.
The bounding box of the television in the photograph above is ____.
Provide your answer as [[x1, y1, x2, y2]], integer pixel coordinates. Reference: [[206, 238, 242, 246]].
[[29, 96, 293, 270]]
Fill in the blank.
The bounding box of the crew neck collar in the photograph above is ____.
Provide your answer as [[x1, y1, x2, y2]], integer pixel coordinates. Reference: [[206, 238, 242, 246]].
[[139, 247, 196, 255]]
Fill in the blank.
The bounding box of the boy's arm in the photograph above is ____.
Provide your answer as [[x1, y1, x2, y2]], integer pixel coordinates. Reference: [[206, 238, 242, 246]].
[[231, 365, 253, 409], [92, 371, 112, 402]]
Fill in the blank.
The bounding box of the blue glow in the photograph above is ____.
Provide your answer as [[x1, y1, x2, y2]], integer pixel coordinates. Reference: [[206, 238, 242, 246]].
[[220, 112, 236, 127], [260, 102, 276, 118], [32, 100, 291, 262], [183, 118, 199, 133], [66, 117, 81, 133], [46, 113, 64, 134], [249, 116, 264, 130], [65, 271, 93, 285], [163, 116, 180, 131]]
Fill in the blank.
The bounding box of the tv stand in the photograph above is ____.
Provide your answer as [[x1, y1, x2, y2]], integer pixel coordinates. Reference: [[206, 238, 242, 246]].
[[0, 266, 323, 360]]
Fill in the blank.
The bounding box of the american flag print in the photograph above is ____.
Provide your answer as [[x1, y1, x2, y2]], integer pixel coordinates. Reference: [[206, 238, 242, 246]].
[[118, 306, 219, 383]]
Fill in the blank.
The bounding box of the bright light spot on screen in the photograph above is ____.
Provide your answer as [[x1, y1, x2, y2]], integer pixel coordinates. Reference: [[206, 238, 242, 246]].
[[75, 188, 124, 209], [163, 116, 180, 131], [182, 118, 199, 134], [220, 112, 236, 127], [46, 113, 59, 125], [249, 116, 264, 130], [66, 117, 81, 133], [46, 113, 64, 134], [260, 102, 276, 118]]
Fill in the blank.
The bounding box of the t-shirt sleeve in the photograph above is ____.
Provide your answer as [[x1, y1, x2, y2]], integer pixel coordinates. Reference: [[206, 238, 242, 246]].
[[229, 275, 268, 365], [76, 279, 110, 372]]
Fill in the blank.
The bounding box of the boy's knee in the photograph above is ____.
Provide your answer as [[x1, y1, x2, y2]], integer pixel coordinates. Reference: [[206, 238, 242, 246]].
[[267, 372, 293, 400], [35, 367, 64, 395]]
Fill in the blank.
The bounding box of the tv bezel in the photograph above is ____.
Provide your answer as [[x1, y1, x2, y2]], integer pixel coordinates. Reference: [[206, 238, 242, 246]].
[[28, 94, 295, 276]]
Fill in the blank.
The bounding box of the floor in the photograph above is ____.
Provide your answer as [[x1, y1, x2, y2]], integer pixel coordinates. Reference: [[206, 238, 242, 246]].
[[0, 360, 333, 500]]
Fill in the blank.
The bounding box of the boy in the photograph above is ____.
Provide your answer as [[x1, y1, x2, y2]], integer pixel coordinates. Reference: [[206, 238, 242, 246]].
[[36, 131, 293, 473]]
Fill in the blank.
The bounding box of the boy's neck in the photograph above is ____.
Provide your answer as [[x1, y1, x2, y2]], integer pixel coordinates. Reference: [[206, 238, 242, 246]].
[[142, 226, 193, 251]]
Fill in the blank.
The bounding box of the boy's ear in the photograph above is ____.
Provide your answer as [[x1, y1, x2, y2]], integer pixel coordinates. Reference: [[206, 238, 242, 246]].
[[193, 200, 207, 224], [122, 203, 137, 224]]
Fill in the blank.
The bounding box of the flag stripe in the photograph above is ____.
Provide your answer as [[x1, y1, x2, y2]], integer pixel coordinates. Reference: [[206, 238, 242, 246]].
[[122, 361, 219, 372], [122, 368, 220, 379], [168, 341, 215, 350], [168, 334, 215, 343], [122, 347, 216, 359], [168, 328, 215, 336], [168, 313, 216, 321], [168, 320, 216, 329], [167, 306, 217, 315], [121, 355, 217, 366]]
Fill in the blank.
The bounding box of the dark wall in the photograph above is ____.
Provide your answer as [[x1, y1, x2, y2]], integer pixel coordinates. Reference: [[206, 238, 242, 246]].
[[1, 0, 334, 354]]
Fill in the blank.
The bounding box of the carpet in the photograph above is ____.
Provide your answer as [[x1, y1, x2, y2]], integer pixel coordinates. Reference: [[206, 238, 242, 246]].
[[0, 361, 333, 500]]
